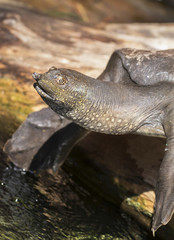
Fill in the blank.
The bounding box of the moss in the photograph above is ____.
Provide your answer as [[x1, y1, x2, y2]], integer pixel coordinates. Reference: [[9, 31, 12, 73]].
[[0, 76, 36, 146], [0, 112, 20, 147], [125, 196, 152, 218], [0, 77, 35, 122]]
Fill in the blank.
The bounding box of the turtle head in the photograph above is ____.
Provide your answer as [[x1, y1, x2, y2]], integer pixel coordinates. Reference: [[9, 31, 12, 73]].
[[33, 67, 89, 118]]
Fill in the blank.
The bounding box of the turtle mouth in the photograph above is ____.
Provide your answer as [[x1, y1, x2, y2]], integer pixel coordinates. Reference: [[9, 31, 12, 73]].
[[33, 71, 55, 100], [34, 82, 71, 114], [34, 82, 55, 100]]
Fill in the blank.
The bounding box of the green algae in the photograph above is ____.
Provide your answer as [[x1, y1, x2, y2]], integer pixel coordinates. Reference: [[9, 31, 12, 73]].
[[125, 196, 152, 218]]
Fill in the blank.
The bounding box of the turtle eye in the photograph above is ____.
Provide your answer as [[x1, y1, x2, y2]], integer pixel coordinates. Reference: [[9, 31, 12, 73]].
[[56, 75, 67, 85]]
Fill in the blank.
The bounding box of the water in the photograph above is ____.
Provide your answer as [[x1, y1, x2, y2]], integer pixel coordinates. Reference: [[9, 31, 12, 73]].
[[0, 157, 155, 240]]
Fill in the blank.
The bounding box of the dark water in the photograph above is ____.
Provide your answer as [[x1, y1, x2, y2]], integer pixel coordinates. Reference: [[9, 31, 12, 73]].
[[0, 158, 155, 240]]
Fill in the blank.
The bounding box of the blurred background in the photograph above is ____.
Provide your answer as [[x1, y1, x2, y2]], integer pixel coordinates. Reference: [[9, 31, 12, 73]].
[[7, 0, 174, 25]]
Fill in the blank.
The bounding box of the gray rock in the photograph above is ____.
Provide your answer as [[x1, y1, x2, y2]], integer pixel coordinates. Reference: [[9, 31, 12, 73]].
[[4, 108, 70, 170]]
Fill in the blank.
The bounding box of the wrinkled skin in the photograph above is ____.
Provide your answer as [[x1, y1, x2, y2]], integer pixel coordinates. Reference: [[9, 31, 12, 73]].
[[30, 48, 174, 235]]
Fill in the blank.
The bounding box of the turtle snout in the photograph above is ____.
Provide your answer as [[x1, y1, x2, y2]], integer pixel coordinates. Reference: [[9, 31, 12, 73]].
[[32, 72, 41, 81]]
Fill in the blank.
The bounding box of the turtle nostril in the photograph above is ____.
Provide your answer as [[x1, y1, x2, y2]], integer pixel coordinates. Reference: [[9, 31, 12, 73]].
[[32, 72, 41, 81]]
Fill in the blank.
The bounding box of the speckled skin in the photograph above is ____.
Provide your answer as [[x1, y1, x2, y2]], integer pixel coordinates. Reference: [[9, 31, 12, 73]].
[[31, 48, 174, 235]]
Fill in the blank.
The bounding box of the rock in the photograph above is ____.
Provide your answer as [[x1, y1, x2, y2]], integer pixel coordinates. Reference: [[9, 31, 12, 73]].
[[4, 108, 70, 170]]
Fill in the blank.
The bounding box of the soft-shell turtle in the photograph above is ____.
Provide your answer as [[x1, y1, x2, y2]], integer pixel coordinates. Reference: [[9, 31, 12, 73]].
[[31, 48, 174, 234]]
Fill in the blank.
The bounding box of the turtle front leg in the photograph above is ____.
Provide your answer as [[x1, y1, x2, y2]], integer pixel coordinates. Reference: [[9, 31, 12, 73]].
[[97, 50, 132, 84], [152, 109, 174, 235], [29, 123, 89, 173]]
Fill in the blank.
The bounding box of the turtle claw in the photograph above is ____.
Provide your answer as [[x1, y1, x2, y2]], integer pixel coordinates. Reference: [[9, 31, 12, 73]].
[[152, 185, 174, 235]]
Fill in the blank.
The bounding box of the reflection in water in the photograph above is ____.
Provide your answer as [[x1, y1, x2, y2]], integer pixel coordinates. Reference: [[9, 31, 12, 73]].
[[0, 160, 155, 240]]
